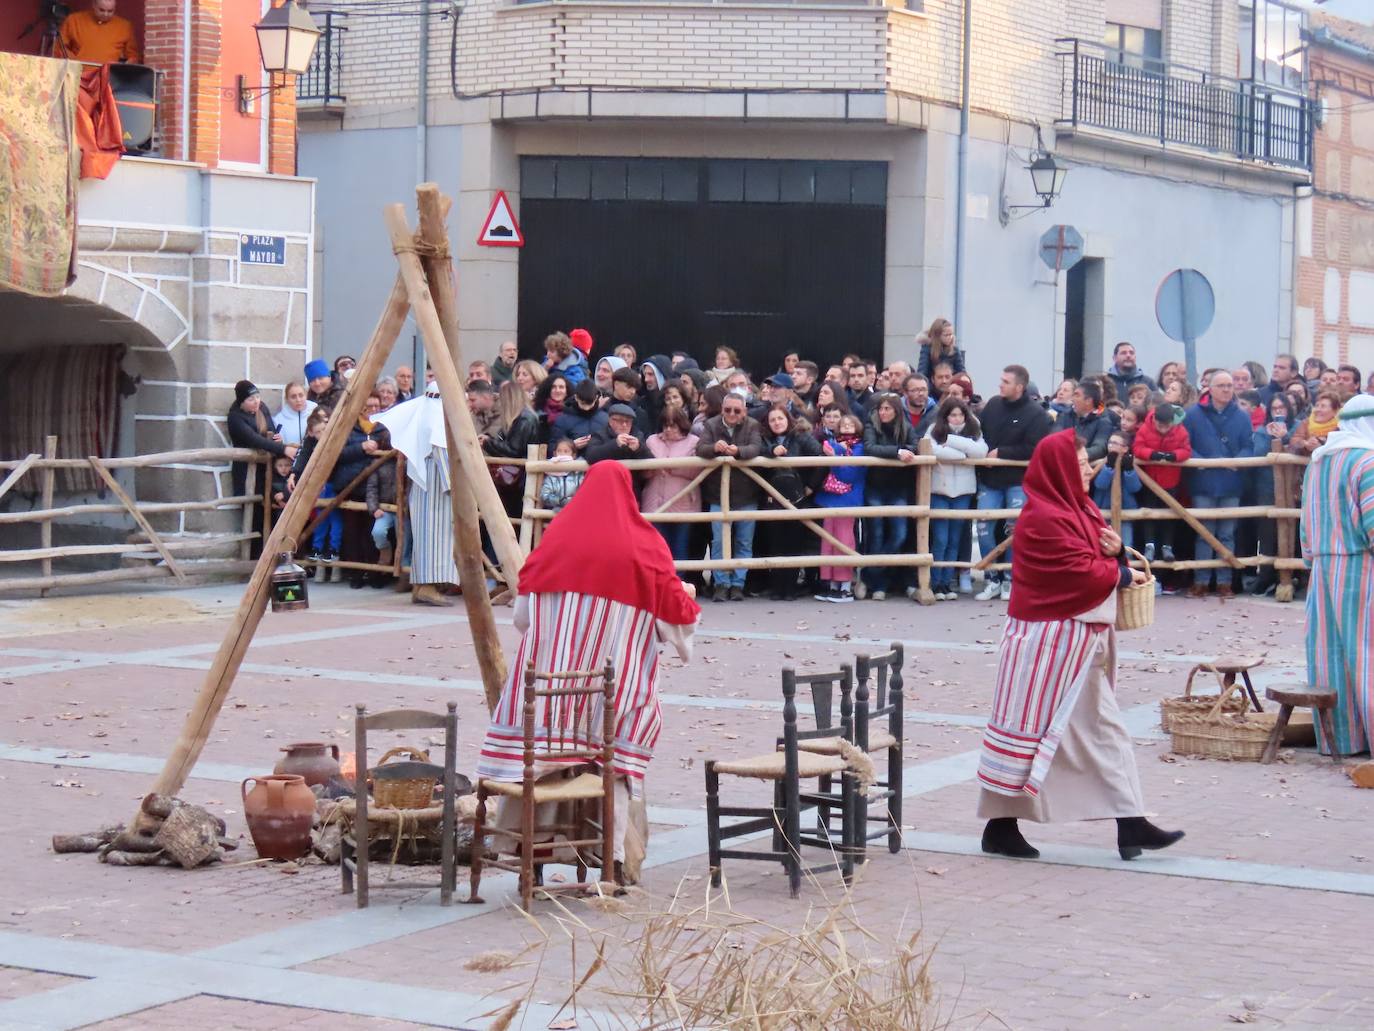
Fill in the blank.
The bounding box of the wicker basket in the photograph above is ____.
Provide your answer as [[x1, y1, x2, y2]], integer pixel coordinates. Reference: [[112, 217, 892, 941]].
[[1115, 546, 1155, 631], [152, 803, 221, 869], [1169, 683, 1271, 762], [1159, 664, 1249, 732], [370, 747, 438, 810]]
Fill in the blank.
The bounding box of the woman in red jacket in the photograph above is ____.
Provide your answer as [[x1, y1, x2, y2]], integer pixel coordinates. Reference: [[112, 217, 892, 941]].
[[1132, 402, 1192, 572]]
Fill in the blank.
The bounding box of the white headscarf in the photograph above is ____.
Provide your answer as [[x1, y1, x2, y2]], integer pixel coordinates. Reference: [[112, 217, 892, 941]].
[[1311, 393, 1374, 461], [372, 389, 446, 491]]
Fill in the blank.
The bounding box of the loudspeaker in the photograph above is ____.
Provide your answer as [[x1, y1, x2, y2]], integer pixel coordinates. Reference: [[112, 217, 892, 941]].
[[108, 63, 157, 154]]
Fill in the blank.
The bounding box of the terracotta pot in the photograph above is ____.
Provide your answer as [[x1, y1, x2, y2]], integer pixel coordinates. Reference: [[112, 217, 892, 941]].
[[241, 774, 315, 860], [273, 741, 341, 787]]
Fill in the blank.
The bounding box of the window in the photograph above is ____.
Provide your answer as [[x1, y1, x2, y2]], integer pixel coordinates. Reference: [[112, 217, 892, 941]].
[[1102, 21, 1163, 72], [1236, 0, 1305, 91]]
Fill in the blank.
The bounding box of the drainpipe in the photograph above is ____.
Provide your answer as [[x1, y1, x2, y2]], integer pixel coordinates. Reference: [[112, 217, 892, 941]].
[[414, 4, 430, 374], [953, 0, 971, 336]]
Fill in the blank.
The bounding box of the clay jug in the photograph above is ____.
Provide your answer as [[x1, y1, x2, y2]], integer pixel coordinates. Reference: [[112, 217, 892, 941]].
[[241, 774, 315, 860], [273, 742, 341, 787]]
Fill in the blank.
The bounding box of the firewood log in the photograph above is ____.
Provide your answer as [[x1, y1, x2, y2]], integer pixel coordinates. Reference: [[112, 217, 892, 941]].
[[101, 850, 166, 866], [51, 826, 122, 854], [141, 793, 176, 819], [108, 830, 164, 854]]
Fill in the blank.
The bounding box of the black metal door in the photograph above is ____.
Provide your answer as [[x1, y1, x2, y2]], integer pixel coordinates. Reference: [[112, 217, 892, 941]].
[[517, 158, 886, 375]]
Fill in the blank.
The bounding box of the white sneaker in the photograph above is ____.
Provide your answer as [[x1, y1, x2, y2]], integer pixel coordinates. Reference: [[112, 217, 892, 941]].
[[945, 590, 959, 601], [871, 590, 886, 602], [975, 580, 1001, 601], [905, 585, 919, 600], [834, 590, 854, 604], [999, 580, 1012, 602], [959, 573, 973, 594]]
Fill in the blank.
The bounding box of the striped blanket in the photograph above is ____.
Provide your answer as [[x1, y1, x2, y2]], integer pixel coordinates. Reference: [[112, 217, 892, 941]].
[[977, 616, 1110, 797], [476, 592, 666, 796]]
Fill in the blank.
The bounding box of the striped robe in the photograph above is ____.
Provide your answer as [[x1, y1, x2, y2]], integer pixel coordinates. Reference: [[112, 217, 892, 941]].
[[977, 616, 1110, 797], [408, 451, 458, 586], [476, 592, 687, 797], [1301, 448, 1374, 756]]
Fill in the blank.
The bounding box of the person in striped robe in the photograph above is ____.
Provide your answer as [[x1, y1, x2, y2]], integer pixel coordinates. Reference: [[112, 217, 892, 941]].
[[976, 430, 1184, 861], [1300, 393, 1374, 756], [373, 389, 458, 606], [476, 462, 701, 882]]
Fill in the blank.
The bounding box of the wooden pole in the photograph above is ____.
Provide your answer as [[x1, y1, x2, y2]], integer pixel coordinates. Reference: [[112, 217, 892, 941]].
[[0, 454, 38, 504], [1134, 464, 1242, 568], [736, 464, 860, 557], [131, 274, 411, 818], [87, 459, 187, 584], [1109, 460, 1123, 534], [1273, 449, 1296, 604], [385, 200, 525, 594], [414, 184, 509, 713], [239, 461, 256, 563], [721, 463, 733, 562], [261, 456, 274, 548], [914, 439, 935, 605]]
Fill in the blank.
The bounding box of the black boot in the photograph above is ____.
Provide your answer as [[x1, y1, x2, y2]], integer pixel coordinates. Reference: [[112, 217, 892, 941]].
[[981, 817, 1040, 859], [1116, 817, 1184, 860]]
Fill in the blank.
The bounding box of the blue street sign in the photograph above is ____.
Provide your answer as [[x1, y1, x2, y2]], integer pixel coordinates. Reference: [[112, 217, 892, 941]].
[[239, 234, 286, 266], [1155, 268, 1215, 379], [1038, 225, 1084, 273]]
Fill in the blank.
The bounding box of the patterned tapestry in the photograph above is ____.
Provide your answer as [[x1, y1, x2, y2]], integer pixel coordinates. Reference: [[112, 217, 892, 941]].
[[0, 52, 80, 297]]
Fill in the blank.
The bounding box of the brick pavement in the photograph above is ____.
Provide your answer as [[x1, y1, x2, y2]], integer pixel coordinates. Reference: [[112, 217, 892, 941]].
[[0, 583, 1367, 1030]]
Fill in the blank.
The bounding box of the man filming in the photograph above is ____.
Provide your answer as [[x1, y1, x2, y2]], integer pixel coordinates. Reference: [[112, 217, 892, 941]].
[[61, 0, 141, 64]]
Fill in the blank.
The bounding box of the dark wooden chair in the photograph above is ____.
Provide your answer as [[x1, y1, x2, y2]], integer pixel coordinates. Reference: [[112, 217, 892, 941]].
[[705, 667, 857, 898], [788, 664, 860, 863], [1191, 655, 1266, 712], [341, 701, 459, 908], [469, 659, 618, 911], [854, 643, 905, 856], [1261, 684, 1341, 765]]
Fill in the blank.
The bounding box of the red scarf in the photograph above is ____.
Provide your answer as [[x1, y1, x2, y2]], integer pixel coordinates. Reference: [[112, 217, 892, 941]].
[[519, 462, 700, 625], [1008, 430, 1121, 622]]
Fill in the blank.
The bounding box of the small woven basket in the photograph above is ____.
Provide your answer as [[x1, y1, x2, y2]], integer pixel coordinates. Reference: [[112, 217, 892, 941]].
[[152, 803, 220, 869], [1160, 664, 1249, 732], [1169, 682, 1271, 762], [370, 747, 438, 810], [1114, 546, 1155, 631]]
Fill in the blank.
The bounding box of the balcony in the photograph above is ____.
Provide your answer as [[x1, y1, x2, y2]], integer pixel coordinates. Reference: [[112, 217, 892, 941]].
[[296, 11, 345, 114], [1056, 38, 1314, 172]]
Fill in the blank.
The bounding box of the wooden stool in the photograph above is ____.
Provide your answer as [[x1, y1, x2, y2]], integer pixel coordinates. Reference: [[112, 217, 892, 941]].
[[1260, 685, 1340, 765], [1199, 655, 1266, 712]]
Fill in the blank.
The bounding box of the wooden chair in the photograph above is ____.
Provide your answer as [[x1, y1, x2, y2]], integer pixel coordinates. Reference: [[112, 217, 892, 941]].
[[854, 643, 905, 856], [705, 667, 857, 898], [341, 701, 459, 908], [1190, 655, 1266, 712], [1261, 684, 1340, 765], [787, 664, 860, 864], [469, 659, 618, 910]]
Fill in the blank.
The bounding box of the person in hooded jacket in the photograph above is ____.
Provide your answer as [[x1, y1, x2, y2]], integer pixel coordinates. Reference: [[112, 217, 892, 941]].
[[550, 379, 610, 453], [638, 355, 674, 431], [1131, 402, 1191, 579], [542, 331, 589, 387], [861, 393, 921, 600], [1181, 371, 1253, 597], [756, 405, 823, 600], [1054, 380, 1114, 460], [594, 355, 627, 397], [332, 393, 389, 587]]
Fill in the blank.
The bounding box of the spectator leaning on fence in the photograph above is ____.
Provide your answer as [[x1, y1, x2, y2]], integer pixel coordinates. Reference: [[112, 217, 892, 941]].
[[1054, 379, 1113, 460], [642, 406, 702, 563], [1091, 433, 1141, 550], [975, 365, 1053, 602], [275, 381, 316, 447], [539, 438, 585, 513], [364, 435, 398, 588], [1182, 370, 1253, 598], [586, 403, 645, 464], [860, 393, 921, 601], [814, 412, 866, 603], [759, 405, 823, 601], [696, 392, 764, 602], [926, 396, 987, 601], [1132, 402, 1190, 572]]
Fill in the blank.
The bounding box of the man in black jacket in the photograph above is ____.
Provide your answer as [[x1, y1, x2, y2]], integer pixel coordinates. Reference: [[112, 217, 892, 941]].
[[1054, 379, 1113, 460], [975, 364, 1053, 601], [585, 403, 645, 464]]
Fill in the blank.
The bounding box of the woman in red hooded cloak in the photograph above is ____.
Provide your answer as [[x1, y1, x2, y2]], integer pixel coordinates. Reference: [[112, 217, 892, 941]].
[[976, 430, 1183, 861]]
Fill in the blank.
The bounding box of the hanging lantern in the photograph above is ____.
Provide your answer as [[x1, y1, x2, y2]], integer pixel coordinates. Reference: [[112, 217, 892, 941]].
[[270, 552, 310, 612]]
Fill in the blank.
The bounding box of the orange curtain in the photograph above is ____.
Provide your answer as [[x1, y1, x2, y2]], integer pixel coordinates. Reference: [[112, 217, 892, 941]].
[[76, 65, 124, 180]]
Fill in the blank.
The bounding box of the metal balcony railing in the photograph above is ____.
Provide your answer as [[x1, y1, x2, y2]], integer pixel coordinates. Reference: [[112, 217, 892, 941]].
[[1056, 38, 1314, 172], [296, 12, 345, 105]]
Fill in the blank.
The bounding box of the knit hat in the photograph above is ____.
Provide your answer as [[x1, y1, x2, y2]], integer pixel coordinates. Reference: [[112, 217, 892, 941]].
[[1154, 402, 1184, 428], [304, 359, 330, 381], [570, 328, 594, 356], [234, 380, 260, 404]]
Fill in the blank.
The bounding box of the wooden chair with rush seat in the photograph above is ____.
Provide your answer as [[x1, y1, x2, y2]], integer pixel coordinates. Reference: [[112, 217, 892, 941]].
[[469, 660, 619, 910]]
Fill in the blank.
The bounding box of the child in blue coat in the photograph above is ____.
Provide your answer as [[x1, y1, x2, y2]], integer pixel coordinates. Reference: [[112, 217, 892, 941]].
[[1092, 432, 1140, 549]]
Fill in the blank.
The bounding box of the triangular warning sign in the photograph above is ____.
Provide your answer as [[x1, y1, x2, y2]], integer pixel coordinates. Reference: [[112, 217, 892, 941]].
[[477, 190, 523, 247]]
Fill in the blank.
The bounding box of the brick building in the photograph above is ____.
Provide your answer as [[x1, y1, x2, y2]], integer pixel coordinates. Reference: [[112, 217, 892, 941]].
[[1295, 11, 1374, 381], [300, 0, 1318, 391], [0, 1, 315, 526]]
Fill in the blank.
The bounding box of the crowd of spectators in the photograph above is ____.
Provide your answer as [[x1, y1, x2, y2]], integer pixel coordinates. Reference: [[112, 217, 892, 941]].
[[228, 318, 1371, 604]]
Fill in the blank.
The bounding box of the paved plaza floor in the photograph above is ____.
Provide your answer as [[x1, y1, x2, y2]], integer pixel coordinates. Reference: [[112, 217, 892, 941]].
[[0, 580, 1369, 1030]]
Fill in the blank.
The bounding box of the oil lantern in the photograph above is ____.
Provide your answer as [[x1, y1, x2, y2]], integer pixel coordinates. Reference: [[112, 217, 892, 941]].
[[270, 552, 309, 612]]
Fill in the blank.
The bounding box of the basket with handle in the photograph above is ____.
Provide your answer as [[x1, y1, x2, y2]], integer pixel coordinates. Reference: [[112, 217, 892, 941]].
[[1159, 663, 1249, 732], [369, 746, 439, 810], [1168, 681, 1271, 762], [1114, 545, 1155, 631]]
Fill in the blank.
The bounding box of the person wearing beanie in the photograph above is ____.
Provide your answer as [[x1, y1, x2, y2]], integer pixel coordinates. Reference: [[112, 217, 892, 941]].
[[226, 380, 295, 557], [1132, 402, 1191, 577], [550, 378, 610, 451], [304, 359, 336, 406], [569, 327, 594, 357]]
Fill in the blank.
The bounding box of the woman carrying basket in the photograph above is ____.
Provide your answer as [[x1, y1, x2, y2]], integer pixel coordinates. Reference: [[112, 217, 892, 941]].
[[976, 429, 1184, 861]]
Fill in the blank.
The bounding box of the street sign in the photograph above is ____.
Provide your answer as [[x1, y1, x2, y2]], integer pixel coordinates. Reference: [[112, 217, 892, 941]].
[[1038, 224, 1084, 273], [1155, 268, 1215, 379], [239, 234, 285, 265], [477, 191, 523, 248]]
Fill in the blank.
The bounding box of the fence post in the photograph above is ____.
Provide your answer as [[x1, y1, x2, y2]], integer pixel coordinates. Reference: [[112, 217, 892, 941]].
[[1274, 454, 1295, 604], [721, 462, 733, 563], [1109, 458, 1123, 535], [240, 461, 256, 562], [39, 435, 57, 598], [914, 440, 935, 606], [261, 455, 274, 549], [519, 445, 545, 556]]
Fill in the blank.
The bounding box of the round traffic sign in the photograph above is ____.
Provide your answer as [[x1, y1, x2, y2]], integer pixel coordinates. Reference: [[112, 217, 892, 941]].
[[1155, 268, 1215, 343]]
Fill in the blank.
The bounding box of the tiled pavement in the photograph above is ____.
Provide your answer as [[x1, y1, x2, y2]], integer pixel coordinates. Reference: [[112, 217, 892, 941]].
[[0, 582, 1369, 1030]]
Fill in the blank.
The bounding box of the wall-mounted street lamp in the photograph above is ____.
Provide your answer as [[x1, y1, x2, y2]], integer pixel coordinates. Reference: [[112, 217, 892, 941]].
[[999, 152, 1069, 225], [234, 1, 322, 115]]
